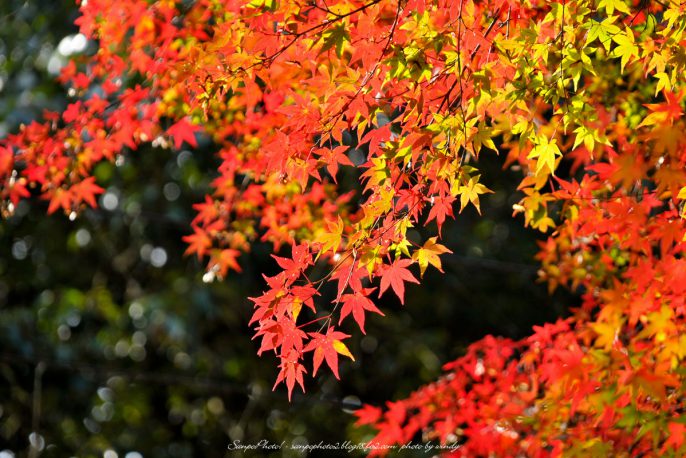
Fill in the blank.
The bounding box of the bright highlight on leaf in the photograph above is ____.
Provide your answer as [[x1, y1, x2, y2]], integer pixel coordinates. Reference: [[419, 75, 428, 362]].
[[527, 135, 562, 176], [412, 237, 453, 277], [457, 176, 492, 214]]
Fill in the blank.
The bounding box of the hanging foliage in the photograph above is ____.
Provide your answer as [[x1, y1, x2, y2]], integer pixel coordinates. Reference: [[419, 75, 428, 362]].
[[2, 0, 686, 454]]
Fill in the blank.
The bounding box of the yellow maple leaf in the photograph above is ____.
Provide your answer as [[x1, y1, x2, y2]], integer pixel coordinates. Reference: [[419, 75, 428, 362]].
[[654, 72, 671, 97], [456, 176, 493, 214], [637, 305, 675, 342], [315, 216, 344, 259], [611, 28, 638, 73], [527, 135, 562, 176], [412, 237, 453, 277], [597, 0, 631, 15]]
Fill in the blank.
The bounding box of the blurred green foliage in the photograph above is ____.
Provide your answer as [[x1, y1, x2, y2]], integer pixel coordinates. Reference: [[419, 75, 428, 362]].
[[0, 0, 77, 136], [0, 2, 573, 457]]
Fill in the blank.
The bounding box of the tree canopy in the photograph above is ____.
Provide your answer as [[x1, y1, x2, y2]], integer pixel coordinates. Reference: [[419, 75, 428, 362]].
[[2, 0, 686, 456]]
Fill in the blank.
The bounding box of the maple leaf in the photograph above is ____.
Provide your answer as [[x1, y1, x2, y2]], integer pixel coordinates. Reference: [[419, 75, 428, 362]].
[[640, 90, 684, 127], [23, 164, 48, 185], [597, 0, 631, 15], [354, 404, 383, 426], [273, 350, 306, 401], [315, 216, 344, 258], [338, 288, 384, 334], [662, 422, 686, 452], [359, 124, 392, 157], [272, 243, 313, 282], [255, 316, 307, 356], [585, 17, 621, 52], [304, 328, 355, 379], [330, 262, 367, 297], [45, 188, 72, 215], [71, 177, 105, 208], [637, 305, 675, 342], [5, 180, 30, 205], [361, 156, 390, 189], [191, 195, 219, 227], [183, 227, 213, 258], [290, 284, 318, 321], [654, 72, 671, 97], [425, 195, 455, 235], [321, 23, 350, 57], [456, 176, 492, 215], [378, 259, 419, 305], [527, 135, 561, 176], [611, 28, 638, 73], [320, 145, 354, 183], [208, 248, 242, 278], [412, 237, 453, 277], [590, 319, 623, 351], [166, 118, 201, 149]]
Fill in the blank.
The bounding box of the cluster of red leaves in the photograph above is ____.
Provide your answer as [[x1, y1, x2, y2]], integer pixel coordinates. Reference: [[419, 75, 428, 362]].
[[168, 0, 505, 398], [0, 0, 190, 216], [359, 70, 686, 456], [360, 234, 686, 455], [3, 0, 686, 455]]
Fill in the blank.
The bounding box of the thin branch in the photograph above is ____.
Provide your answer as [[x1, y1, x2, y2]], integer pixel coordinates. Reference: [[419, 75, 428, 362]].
[[256, 0, 383, 68]]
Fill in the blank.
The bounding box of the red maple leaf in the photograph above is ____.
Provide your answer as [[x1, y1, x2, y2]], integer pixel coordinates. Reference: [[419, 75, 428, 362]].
[[378, 259, 419, 305], [273, 349, 306, 401], [71, 177, 104, 208], [354, 404, 383, 426], [644, 89, 684, 125], [304, 328, 355, 379], [291, 284, 318, 315], [208, 248, 242, 277], [338, 288, 384, 334], [360, 124, 392, 156], [662, 422, 686, 452], [182, 227, 213, 258], [166, 118, 201, 149], [319, 145, 354, 182], [330, 262, 367, 297], [45, 188, 72, 215], [426, 194, 455, 236]]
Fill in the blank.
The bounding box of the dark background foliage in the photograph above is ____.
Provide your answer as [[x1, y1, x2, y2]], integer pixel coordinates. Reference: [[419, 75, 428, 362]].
[[0, 2, 572, 457]]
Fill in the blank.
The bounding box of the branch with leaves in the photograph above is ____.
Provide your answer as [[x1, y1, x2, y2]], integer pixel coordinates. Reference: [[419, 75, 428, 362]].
[[3, 0, 686, 455]]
